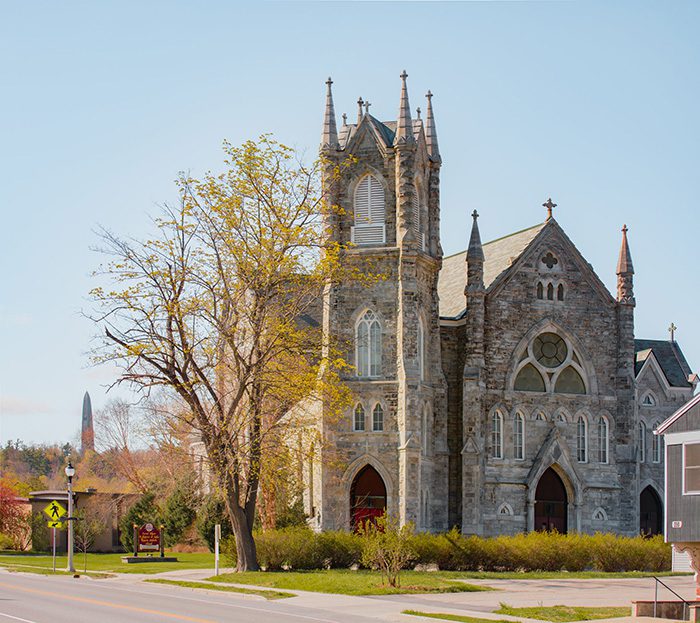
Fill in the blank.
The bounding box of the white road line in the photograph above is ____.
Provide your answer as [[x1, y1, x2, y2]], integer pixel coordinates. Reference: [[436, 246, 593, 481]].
[[0, 613, 39, 623]]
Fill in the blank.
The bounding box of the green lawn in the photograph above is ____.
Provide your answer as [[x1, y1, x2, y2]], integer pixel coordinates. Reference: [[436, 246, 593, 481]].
[[208, 569, 491, 596], [144, 579, 294, 600], [0, 551, 215, 574], [403, 611, 517, 623], [496, 604, 632, 622]]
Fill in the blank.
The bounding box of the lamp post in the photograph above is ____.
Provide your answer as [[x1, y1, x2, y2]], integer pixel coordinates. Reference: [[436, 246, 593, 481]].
[[65, 460, 76, 573]]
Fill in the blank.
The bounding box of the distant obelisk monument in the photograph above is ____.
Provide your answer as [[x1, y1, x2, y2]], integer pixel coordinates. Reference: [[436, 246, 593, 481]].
[[81, 391, 95, 453]]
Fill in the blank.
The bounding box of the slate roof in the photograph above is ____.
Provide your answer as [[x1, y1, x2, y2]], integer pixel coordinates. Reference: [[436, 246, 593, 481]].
[[438, 222, 546, 318], [635, 339, 693, 388]]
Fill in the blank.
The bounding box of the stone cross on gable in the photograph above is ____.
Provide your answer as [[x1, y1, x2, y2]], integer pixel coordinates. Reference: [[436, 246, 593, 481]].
[[669, 322, 678, 341], [364, 100, 371, 115], [543, 197, 557, 220]]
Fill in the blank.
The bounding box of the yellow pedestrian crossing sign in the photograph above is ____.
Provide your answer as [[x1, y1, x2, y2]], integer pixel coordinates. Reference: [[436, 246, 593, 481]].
[[43, 500, 67, 520], [47, 520, 65, 529]]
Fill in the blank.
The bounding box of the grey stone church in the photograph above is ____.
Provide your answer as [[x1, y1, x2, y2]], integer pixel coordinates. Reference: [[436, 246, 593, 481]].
[[302, 72, 697, 537]]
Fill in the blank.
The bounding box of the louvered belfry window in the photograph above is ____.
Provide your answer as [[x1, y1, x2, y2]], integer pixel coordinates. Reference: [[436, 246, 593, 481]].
[[352, 174, 385, 245]]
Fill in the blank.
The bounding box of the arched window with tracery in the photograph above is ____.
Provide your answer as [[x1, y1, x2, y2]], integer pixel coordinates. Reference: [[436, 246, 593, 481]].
[[353, 174, 386, 245], [356, 310, 381, 377], [598, 416, 609, 464], [577, 415, 588, 462], [491, 410, 503, 459]]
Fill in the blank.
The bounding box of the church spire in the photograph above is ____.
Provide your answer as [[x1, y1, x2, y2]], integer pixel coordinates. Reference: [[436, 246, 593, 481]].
[[395, 70, 414, 145], [616, 224, 635, 305], [466, 210, 485, 295], [320, 77, 338, 152], [425, 90, 440, 161]]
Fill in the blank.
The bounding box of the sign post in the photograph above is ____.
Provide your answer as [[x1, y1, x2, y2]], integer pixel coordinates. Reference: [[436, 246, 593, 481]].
[[214, 524, 221, 576], [43, 501, 67, 573]]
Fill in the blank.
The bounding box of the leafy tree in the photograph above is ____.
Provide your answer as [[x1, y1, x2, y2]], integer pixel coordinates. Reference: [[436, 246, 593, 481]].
[[74, 498, 109, 570], [161, 476, 198, 546], [119, 492, 160, 551], [360, 514, 416, 588], [196, 495, 232, 552], [0, 483, 28, 550], [90, 136, 359, 570]]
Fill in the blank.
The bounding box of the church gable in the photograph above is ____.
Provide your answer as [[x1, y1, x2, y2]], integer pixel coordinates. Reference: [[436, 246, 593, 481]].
[[488, 219, 616, 308]]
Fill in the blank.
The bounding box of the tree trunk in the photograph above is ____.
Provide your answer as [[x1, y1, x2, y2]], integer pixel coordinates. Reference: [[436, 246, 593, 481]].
[[227, 499, 259, 571]]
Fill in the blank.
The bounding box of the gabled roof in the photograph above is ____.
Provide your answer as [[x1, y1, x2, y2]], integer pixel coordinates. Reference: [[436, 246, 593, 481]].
[[656, 391, 700, 435], [635, 339, 693, 388], [438, 223, 545, 318]]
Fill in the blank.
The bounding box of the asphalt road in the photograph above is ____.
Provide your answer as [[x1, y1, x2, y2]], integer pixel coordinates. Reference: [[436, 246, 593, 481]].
[[0, 572, 382, 623]]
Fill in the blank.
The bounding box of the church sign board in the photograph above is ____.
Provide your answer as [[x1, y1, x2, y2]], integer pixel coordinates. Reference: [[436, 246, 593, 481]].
[[137, 523, 161, 552]]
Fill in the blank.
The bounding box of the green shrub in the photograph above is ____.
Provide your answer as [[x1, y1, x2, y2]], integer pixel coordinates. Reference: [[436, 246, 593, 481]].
[[196, 496, 233, 552], [0, 533, 14, 550], [317, 530, 363, 568], [359, 515, 416, 588]]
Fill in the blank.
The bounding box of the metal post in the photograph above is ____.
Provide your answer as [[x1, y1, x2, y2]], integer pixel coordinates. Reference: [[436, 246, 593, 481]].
[[52, 527, 56, 572], [133, 524, 138, 557], [653, 578, 657, 618], [214, 524, 221, 576], [160, 525, 165, 558], [66, 477, 75, 572]]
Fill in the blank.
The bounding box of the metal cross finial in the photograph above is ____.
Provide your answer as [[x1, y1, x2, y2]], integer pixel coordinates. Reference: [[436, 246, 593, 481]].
[[416, 107, 421, 119], [357, 97, 364, 121], [669, 322, 677, 342], [342, 113, 347, 126], [471, 209, 479, 221], [364, 100, 371, 115], [326, 77, 333, 87], [400, 70, 408, 81], [622, 224, 628, 235], [426, 90, 433, 100], [543, 197, 557, 220]]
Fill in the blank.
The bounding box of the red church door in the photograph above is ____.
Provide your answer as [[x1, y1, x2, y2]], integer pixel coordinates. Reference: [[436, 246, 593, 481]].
[[534, 467, 568, 534], [350, 465, 387, 531]]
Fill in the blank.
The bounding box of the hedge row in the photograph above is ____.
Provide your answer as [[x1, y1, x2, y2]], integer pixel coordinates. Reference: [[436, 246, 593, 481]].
[[223, 527, 671, 572]]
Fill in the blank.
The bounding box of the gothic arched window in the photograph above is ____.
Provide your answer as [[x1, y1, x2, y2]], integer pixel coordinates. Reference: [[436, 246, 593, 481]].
[[491, 411, 504, 459], [537, 282, 544, 299], [418, 317, 425, 381], [514, 412, 525, 460], [353, 174, 386, 245], [514, 363, 546, 392], [577, 415, 588, 462], [372, 403, 384, 432], [356, 310, 381, 377], [353, 404, 365, 432], [554, 366, 586, 394], [598, 416, 609, 464], [547, 283, 554, 300], [652, 423, 662, 463], [557, 284, 565, 301]]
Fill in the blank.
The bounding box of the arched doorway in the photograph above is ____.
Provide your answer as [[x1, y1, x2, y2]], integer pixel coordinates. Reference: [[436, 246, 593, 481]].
[[640, 486, 662, 536], [534, 467, 568, 533], [350, 465, 387, 530]]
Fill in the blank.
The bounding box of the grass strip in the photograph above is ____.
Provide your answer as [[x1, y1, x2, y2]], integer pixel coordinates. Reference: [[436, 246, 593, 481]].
[[495, 604, 631, 622], [403, 611, 519, 623], [2, 563, 114, 579], [208, 569, 490, 595], [145, 578, 294, 600]]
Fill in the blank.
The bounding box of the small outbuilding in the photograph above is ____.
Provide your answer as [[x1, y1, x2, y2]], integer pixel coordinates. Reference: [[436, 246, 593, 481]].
[[656, 391, 700, 608]]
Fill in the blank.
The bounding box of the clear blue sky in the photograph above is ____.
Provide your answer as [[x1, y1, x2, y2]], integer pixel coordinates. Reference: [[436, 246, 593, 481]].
[[1, 1, 698, 445]]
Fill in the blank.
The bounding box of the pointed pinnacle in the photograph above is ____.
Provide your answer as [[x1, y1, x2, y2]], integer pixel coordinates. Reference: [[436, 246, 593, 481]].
[[395, 70, 414, 145], [467, 209, 484, 262], [425, 90, 440, 161], [320, 76, 338, 151], [617, 223, 634, 275]]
